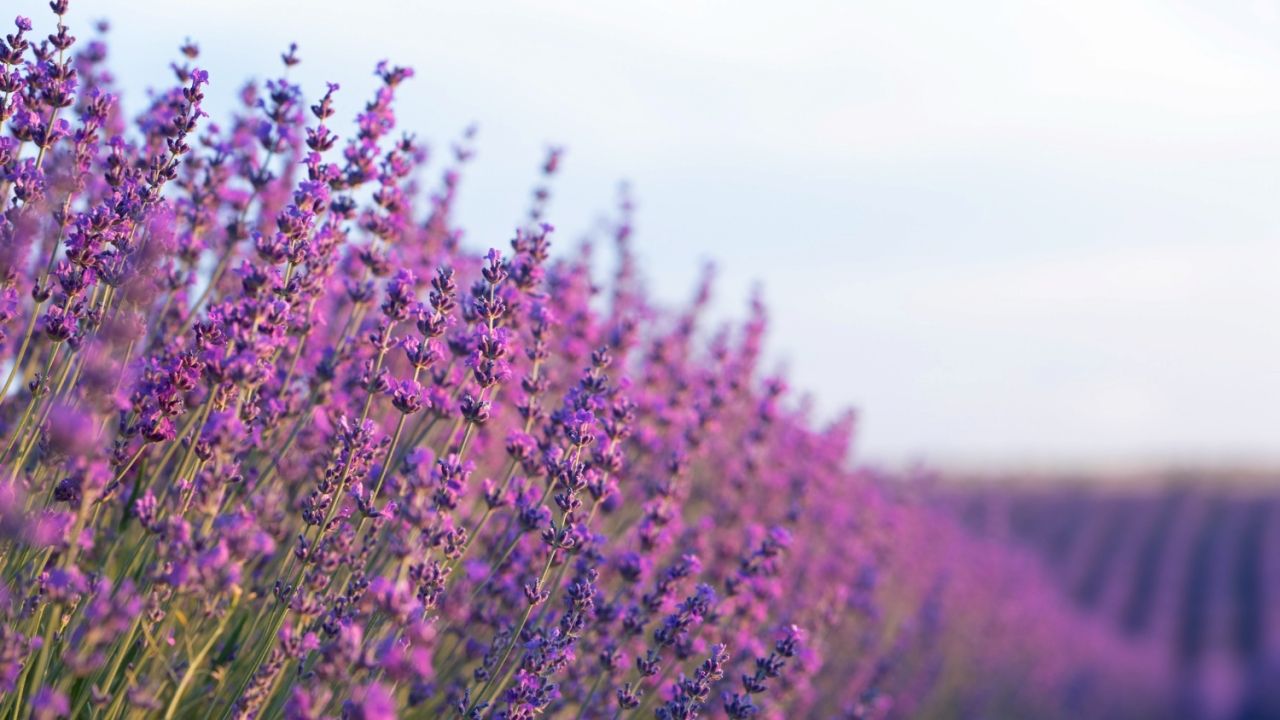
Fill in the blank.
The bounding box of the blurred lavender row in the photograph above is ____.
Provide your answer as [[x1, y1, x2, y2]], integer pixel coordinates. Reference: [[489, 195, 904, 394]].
[[933, 474, 1280, 720]]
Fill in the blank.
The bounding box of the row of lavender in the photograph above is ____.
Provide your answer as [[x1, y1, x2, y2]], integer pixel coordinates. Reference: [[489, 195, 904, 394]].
[[0, 5, 1170, 718], [935, 477, 1280, 720]]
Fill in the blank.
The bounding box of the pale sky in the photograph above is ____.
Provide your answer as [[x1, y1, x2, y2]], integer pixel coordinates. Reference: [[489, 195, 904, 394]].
[[21, 0, 1280, 469]]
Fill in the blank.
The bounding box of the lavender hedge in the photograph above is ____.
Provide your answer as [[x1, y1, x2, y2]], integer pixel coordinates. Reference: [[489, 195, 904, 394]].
[[0, 4, 1175, 719]]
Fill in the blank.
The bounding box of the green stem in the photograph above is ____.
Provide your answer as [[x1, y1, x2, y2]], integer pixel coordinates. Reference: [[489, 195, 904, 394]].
[[0, 300, 41, 404], [163, 592, 241, 720], [466, 550, 558, 715]]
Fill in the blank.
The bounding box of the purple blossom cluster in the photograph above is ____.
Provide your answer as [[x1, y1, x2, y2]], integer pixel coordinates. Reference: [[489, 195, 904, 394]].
[[0, 5, 1179, 720]]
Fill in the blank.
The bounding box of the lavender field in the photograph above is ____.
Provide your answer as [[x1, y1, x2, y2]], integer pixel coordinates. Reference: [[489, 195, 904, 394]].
[[934, 476, 1280, 719], [0, 3, 1273, 719]]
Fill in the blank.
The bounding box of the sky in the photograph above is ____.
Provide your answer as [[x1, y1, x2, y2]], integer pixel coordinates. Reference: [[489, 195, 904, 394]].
[[19, 0, 1280, 470]]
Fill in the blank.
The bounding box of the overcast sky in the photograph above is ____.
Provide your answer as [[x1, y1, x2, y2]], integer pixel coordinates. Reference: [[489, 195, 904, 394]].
[[23, 0, 1280, 469]]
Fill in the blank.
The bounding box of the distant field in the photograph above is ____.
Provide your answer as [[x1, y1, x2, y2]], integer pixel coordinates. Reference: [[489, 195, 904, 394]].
[[932, 475, 1280, 720]]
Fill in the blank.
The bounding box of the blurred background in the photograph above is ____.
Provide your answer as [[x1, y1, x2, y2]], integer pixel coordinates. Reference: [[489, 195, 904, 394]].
[[18, 1, 1280, 717]]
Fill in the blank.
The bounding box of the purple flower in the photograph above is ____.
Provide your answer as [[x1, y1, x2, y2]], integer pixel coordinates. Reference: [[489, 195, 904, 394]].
[[31, 686, 68, 720], [341, 681, 396, 720]]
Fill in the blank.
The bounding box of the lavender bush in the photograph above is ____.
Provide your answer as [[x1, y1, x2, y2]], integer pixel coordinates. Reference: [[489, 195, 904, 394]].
[[0, 5, 1178, 719]]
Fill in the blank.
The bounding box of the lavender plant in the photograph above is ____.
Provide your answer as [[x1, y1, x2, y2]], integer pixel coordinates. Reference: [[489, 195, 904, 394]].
[[0, 5, 1182, 720]]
